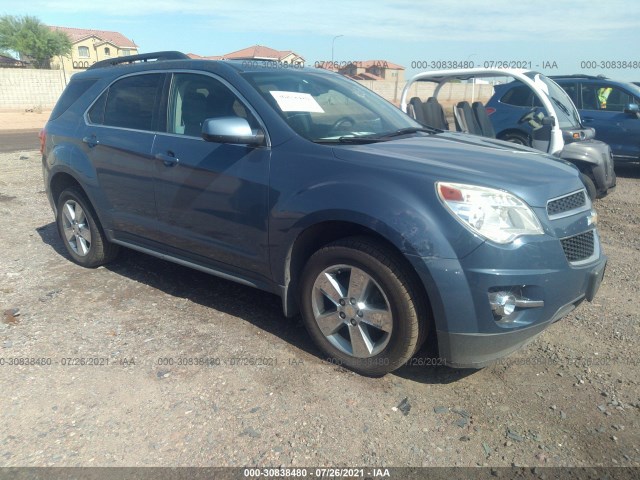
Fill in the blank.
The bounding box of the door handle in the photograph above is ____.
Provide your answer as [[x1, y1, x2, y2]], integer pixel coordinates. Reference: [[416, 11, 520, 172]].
[[82, 135, 99, 147], [155, 152, 180, 167], [582, 117, 594, 123]]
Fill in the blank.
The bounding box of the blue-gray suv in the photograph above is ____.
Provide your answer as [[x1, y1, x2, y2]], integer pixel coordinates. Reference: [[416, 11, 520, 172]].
[[41, 52, 607, 375], [550, 75, 640, 163]]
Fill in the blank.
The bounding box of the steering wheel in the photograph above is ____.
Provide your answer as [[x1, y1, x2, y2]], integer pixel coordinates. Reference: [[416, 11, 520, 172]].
[[518, 110, 544, 126], [330, 116, 356, 133]]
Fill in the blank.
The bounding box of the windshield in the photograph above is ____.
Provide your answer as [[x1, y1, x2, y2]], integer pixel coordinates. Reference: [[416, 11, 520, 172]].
[[525, 72, 582, 129], [242, 70, 423, 142]]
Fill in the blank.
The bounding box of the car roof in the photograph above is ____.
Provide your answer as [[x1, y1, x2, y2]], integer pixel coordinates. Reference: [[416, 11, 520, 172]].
[[549, 74, 609, 80], [551, 75, 640, 94], [82, 50, 324, 77]]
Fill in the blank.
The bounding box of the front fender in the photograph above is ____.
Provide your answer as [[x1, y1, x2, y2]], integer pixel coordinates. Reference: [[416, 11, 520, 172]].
[[268, 175, 484, 287], [559, 140, 616, 193]]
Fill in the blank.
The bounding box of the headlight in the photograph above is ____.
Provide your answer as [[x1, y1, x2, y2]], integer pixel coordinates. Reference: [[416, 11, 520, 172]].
[[436, 182, 544, 244]]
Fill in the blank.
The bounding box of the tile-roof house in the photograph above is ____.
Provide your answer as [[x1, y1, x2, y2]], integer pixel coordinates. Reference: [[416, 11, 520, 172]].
[[331, 60, 405, 82], [188, 45, 304, 66], [48, 26, 139, 71], [0, 54, 27, 68]]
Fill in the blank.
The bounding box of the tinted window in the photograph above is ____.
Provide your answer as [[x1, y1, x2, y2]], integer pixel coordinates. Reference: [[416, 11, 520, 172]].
[[50, 78, 98, 120], [87, 91, 107, 124], [102, 74, 164, 131], [559, 82, 578, 106], [581, 84, 634, 112], [168, 73, 257, 137], [500, 84, 542, 108]]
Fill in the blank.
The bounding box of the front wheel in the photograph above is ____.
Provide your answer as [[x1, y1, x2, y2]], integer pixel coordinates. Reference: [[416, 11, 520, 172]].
[[299, 237, 428, 376], [579, 172, 597, 201], [56, 187, 119, 267]]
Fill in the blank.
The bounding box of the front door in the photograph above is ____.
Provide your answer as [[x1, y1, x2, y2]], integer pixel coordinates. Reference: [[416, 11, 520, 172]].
[[579, 83, 640, 160], [151, 72, 271, 278]]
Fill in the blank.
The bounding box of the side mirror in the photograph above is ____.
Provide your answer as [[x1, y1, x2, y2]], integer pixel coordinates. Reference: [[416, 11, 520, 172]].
[[202, 117, 265, 146], [623, 103, 640, 117], [541, 115, 556, 126]]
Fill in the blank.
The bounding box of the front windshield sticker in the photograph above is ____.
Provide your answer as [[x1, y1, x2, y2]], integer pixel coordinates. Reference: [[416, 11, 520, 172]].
[[270, 91, 325, 113]]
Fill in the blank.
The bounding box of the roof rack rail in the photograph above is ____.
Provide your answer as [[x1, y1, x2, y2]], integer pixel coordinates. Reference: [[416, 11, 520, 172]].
[[88, 51, 189, 70]]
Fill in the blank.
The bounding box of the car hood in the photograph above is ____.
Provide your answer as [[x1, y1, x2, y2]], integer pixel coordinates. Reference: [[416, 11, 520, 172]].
[[331, 132, 583, 207]]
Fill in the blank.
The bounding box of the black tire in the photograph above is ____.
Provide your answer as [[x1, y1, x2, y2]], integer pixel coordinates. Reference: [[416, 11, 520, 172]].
[[299, 237, 428, 376], [56, 187, 119, 267], [500, 132, 529, 146], [579, 172, 597, 201]]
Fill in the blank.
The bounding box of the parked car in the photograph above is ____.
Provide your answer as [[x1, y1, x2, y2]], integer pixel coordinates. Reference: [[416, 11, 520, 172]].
[[550, 75, 640, 163], [42, 53, 607, 376], [485, 81, 548, 145], [401, 69, 616, 200]]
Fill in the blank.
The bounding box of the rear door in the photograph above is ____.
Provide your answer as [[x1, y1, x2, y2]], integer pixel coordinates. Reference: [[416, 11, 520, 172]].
[[83, 72, 166, 237], [150, 72, 271, 278], [578, 82, 640, 160]]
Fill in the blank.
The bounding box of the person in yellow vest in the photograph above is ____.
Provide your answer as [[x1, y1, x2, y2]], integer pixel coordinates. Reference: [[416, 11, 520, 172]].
[[597, 87, 613, 109]]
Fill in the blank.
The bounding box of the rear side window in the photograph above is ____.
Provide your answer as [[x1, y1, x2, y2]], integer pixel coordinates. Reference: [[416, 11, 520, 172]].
[[50, 78, 98, 120], [88, 74, 164, 131], [556, 81, 578, 106], [87, 91, 107, 124], [500, 85, 543, 108]]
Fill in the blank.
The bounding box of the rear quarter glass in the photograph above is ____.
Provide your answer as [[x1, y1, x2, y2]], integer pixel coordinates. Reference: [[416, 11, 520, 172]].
[[49, 78, 98, 120]]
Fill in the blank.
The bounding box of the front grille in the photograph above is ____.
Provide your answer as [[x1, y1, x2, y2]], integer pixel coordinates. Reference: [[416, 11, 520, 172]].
[[547, 191, 586, 217], [561, 230, 594, 262]]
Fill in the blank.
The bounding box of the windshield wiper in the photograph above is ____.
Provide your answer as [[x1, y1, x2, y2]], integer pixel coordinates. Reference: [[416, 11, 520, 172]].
[[313, 135, 382, 144], [551, 97, 571, 116], [375, 126, 440, 139], [336, 135, 383, 143], [314, 126, 439, 144]]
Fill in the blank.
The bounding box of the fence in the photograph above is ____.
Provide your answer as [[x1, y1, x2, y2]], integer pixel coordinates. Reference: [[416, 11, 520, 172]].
[[0, 68, 495, 113], [0, 68, 78, 110]]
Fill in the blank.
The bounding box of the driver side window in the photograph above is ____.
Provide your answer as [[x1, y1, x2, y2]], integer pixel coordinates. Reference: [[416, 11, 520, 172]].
[[168, 73, 257, 137], [581, 84, 633, 112]]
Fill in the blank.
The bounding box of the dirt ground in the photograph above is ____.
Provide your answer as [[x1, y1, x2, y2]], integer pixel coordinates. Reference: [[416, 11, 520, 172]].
[[0, 110, 52, 131], [0, 136, 639, 469]]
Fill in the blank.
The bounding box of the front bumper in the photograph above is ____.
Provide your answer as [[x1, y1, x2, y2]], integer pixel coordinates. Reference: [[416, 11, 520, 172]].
[[437, 300, 576, 369], [407, 233, 607, 369]]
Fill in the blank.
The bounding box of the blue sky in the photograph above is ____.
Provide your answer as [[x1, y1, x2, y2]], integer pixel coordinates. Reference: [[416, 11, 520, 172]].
[[1, 0, 639, 81]]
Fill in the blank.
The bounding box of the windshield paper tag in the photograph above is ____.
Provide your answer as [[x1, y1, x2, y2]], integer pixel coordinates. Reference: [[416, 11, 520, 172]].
[[270, 91, 325, 113]]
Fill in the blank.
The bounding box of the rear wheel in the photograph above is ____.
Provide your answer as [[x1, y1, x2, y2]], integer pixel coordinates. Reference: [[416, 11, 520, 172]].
[[56, 187, 119, 267], [299, 237, 428, 376]]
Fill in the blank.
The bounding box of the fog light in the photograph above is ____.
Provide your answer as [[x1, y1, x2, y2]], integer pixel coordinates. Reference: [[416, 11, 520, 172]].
[[488, 288, 545, 322], [490, 292, 517, 316]]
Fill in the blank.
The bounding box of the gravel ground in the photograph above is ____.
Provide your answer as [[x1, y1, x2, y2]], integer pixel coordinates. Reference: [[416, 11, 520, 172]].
[[0, 149, 638, 468]]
